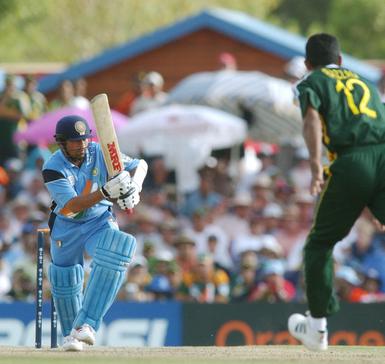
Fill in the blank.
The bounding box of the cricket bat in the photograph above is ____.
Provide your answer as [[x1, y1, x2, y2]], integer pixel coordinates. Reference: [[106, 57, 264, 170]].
[[91, 93, 133, 213]]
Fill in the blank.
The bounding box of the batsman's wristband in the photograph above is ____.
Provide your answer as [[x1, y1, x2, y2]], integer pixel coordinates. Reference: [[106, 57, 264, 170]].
[[100, 186, 110, 199]]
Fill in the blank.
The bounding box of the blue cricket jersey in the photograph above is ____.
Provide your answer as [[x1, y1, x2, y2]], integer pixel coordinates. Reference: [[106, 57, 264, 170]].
[[42, 142, 139, 225]]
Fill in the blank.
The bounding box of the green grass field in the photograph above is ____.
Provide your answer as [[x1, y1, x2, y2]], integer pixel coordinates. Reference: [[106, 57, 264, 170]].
[[0, 346, 384, 364]]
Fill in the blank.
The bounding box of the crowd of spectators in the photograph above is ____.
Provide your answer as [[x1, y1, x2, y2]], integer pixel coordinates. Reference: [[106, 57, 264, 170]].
[[1, 140, 385, 305], [1, 61, 385, 305]]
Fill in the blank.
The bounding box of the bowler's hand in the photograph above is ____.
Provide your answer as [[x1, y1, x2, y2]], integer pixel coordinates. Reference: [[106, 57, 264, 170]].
[[372, 218, 385, 232], [310, 162, 324, 196]]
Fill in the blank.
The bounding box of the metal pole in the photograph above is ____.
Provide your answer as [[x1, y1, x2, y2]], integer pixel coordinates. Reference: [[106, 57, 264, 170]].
[[35, 230, 45, 349], [51, 296, 58, 348]]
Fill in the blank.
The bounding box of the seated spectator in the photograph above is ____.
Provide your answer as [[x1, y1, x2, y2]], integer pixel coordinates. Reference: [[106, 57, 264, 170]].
[[250, 175, 274, 214], [346, 268, 385, 303], [359, 268, 385, 302], [257, 237, 284, 262], [118, 256, 152, 301], [249, 259, 295, 303], [0, 75, 30, 166], [239, 149, 279, 194], [214, 192, 252, 242], [8, 221, 37, 273], [230, 252, 259, 302], [142, 241, 156, 266], [181, 169, 223, 218], [150, 250, 175, 276], [9, 196, 31, 235], [145, 275, 174, 301], [3, 158, 24, 200], [145, 188, 178, 219], [130, 71, 167, 116], [143, 156, 176, 192], [289, 147, 311, 192], [273, 178, 295, 206], [292, 191, 315, 229], [261, 202, 283, 235], [176, 253, 230, 303], [174, 235, 198, 276], [157, 219, 179, 256], [274, 204, 308, 257], [231, 214, 281, 266], [207, 157, 234, 197], [21, 146, 52, 188], [17, 173, 51, 208], [72, 78, 90, 109], [49, 79, 75, 110], [132, 210, 162, 256], [167, 261, 183, 294], [6, 267, 34, 301], [218, 52, 238, 71], [23, 75, 47, 121], [334, 265, 363, 302], [345, 217, 385, 292], [184, 208, 232, 272], [114, 73, 142, 115]]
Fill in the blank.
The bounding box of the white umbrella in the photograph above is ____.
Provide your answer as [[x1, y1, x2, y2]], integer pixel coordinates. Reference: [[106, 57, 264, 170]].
[[117, 104, 247, 194], [167, 70, 302, 142]]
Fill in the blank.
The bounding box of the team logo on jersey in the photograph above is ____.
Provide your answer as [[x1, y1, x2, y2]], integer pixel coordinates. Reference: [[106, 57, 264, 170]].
[[92, 168, 98, 176], [68, 175, 75, 185], [74, 121, 87, 135], [108, 216, 119, 229]]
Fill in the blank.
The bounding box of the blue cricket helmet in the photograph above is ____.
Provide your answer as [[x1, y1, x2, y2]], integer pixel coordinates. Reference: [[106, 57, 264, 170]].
[[54, 115, 92, 142]]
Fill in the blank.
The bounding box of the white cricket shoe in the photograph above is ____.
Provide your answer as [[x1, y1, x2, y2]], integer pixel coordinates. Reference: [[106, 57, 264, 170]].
[[71, 324, 96, 346], [288, 313, 328, 351], [62, 335, 83, 351]]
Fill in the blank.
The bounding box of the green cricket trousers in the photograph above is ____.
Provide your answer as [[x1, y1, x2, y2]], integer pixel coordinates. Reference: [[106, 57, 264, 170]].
[[304, 143, 385, 317]]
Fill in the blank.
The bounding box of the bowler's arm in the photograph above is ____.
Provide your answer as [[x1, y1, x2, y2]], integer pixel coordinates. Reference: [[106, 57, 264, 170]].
[[302, 106, 324, 196]]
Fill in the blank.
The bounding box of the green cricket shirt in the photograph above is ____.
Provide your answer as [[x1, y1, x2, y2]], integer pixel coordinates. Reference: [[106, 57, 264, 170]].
[[296, 65, 385, 155]]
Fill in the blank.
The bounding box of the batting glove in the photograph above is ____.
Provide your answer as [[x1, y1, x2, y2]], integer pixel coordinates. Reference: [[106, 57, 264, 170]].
[[100, 170, 131, 199], [117, 189, 140, 210]]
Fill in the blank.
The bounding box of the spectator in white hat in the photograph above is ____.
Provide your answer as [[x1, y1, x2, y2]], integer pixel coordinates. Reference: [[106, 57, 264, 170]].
[[283, 56, 307, 83], [130, 71, 168, 116]]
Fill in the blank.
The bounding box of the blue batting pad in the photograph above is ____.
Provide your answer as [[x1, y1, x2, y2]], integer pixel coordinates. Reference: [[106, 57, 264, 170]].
[[49, 263, 84, 337], [73, 229, 136, 331]]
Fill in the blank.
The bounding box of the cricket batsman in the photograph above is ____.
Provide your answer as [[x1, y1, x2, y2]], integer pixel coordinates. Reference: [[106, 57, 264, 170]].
[[42, 115, 147, 351]]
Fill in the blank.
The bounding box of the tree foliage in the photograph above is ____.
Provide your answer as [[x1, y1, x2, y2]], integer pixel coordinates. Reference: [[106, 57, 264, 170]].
[[0, 0, 278, 62], [271, 0, 332, 34], [327, 0, 385, 59], [271, 0, 385, 60], [0, 0, 384, 63]]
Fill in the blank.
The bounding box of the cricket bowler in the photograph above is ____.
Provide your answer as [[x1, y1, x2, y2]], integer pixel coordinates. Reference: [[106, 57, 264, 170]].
[[288, 33, 385, 351]]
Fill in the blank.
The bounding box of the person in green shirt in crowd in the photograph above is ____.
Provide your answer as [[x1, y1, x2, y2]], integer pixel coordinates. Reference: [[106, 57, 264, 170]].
[[24, 75, 47, 121], [0, 75, 30, 166]]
